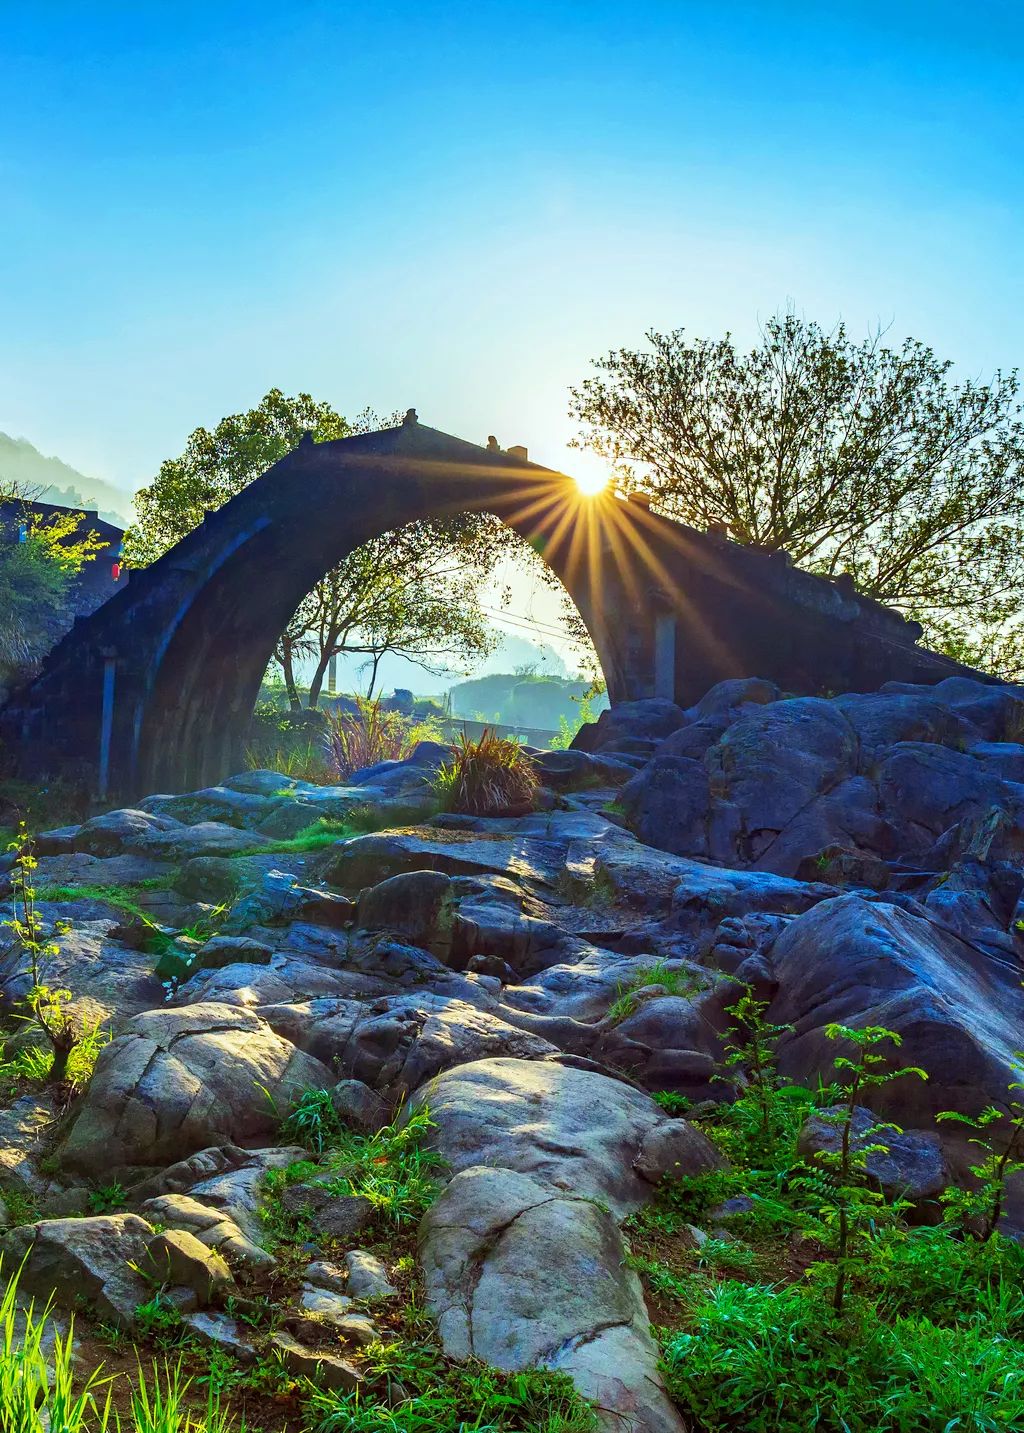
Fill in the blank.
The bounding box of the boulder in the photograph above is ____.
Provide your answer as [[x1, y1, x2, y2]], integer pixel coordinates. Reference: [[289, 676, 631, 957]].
[[531, 748, 635, 790], [420, 1165, 684, 1433], [794, 844, 890, 891], [71, 808, 183, 856], [139, 1193, 275, 1269], [770, 894, 1024, 1122], [344, 1249, 398, 1301], [0, 1214, 154, 1327], [618, 757, 710, 858], [141, 1228, 236, 1303], [271, 1332, 363, 1391], [330, 1079, 390, 1132], [572, 699, 687, 755], [59, 1003, 332, 1174], [356, 869, 454, 948], [411, 1056, 723, 1217]]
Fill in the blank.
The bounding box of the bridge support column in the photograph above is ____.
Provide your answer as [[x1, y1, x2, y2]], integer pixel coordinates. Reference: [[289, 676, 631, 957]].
[[97, 651, 117, 802], [654, 613, 677, 701]]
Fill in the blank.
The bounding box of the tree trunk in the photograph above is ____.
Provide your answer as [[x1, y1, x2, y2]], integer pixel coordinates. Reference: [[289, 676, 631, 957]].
[[308, 649, 333, 709], [280, 643, 302, 710]]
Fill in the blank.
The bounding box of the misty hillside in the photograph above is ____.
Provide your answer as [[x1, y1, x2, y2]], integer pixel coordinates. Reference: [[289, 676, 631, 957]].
[[0, 432, 132, 526]]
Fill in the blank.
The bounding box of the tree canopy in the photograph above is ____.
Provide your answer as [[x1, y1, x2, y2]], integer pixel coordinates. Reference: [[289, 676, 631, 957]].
[[0, 482, 106, 690], [124, 389, 509, 704], [571, 314, 1024, 674]]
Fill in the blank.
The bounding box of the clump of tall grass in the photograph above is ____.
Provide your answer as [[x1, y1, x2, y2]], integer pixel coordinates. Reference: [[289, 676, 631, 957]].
[[323, 697, 440, 780], [0, 1263, 240, 1430], [242, 738, 334, 784], [432, 729, 538, 816]]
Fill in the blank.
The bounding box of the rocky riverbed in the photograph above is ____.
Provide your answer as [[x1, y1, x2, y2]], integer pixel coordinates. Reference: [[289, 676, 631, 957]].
[[2, 673, 1024, 1430]]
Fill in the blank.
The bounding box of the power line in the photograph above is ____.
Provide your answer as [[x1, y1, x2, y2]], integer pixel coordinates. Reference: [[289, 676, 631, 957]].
[[479, 603, 592, 649]]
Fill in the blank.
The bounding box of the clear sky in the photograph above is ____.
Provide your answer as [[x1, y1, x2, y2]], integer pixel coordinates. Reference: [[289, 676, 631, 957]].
[[2, 0, 1021, 500]]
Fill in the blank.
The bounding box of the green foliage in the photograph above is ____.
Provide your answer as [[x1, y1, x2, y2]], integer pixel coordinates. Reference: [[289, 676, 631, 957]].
[[792, 1024, 926, 1315], [716, 989, 794, 1145], [572, 312, 1024, 674], [433, 729, 539, 816], [306, 1338, 596, 1433], [659, 1278, 1024, 1433], [281, 1087, 344, 1155], [88, 1181, 127, 1214], [0, 484, 106, 689], [605, 959, 699, 1024], [3, 824, 82, 1084], [0, 1261, 113, 1431], [937, 1064, 1024, 1241], [267, 1104, 445, 1239]]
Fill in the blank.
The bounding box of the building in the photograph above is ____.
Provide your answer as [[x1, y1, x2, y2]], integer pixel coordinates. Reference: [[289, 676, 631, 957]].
[[0, 497, 126, 619]]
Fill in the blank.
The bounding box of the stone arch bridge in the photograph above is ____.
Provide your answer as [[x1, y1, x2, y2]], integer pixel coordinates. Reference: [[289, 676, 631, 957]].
[[0, 416, 986, 801]]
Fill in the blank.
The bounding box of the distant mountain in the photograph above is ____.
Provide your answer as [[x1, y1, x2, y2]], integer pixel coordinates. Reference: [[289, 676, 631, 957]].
[[0, 433, 133, 527]]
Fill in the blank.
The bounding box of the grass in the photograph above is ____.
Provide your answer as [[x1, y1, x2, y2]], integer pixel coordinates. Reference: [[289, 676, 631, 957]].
[[433, 729, 538, 817], [239, 802, 439, 856], [0, 1014, 109, 1098], [323, 699, 441, 782], [1, 1263, 243, 1431], [605, 958, 701, 1024], [306, 1343, 596, 1432], [265, 1104, 447, 1241], [34, 879, 167, 916]]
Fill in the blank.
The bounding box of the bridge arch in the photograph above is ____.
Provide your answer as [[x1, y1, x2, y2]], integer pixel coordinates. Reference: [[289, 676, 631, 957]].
[[4, 418, 637, 799]]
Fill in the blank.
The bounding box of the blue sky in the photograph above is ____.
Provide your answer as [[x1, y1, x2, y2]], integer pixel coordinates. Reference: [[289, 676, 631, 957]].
[[1, 0, 1021, 501]]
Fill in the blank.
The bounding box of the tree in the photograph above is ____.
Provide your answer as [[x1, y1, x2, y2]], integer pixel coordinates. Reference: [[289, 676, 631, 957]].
[[124, 390, 507, 703], [571, 314, 1024, 674], [0, 480, 105, 690]]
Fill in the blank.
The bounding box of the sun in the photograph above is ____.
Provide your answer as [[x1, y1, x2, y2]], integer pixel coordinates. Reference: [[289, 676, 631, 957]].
[[574, 469, 611, 497]]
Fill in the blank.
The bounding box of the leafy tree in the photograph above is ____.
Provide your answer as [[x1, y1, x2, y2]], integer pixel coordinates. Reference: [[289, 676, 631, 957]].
[[0, 480, 105, 688], [124, 390, 509, 705], [571, 313, 1024, 673]]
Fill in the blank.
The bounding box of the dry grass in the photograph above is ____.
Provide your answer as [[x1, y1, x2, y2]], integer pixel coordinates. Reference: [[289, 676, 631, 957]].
[[432, 728, 539, 817]]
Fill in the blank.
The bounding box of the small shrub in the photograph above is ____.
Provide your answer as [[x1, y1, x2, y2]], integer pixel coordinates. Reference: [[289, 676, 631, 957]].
[[433, 729, 538, 816], [938, 1061, 1024, 1241], [792, 1024, 927, 1316], [716, 987, 794, 1146], [4, 824, 82, 1084]]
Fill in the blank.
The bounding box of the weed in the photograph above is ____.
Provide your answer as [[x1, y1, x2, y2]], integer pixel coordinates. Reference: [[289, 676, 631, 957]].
[[88, 1180, 127, 1214], [306, 1336, 596, 1432], [324, 697, 440, 780], [281, 1086, 344, 1154], [265, 1104, 445, 1239]]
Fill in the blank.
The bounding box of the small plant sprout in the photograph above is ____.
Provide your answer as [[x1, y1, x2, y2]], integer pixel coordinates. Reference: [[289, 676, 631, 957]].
[[938, 1058, 1024, 1242], [799, 1023, 927, 1316], [717, 987, 794, 1144], [4, 823, 81, 1084]]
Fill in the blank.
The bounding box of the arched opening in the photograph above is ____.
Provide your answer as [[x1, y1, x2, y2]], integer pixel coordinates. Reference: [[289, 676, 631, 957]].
[[133, 426, 626, 794]]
